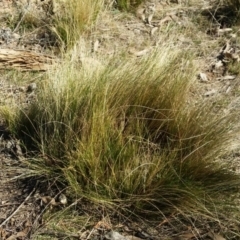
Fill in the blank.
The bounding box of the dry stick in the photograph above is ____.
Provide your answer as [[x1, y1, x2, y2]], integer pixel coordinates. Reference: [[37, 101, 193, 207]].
[[0, 187, 35, 227]]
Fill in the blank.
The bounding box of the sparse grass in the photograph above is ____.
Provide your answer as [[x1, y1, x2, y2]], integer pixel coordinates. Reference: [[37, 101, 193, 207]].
[[8, 0, 105, 49], [31, 208, 91, 239], [7, 44, 240, 221], [0, 106, 17, 130], [3, 70, 44, 85]]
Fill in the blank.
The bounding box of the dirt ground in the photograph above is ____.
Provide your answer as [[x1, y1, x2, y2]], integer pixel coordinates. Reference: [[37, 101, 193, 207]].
[[1, 0, 240, 239]]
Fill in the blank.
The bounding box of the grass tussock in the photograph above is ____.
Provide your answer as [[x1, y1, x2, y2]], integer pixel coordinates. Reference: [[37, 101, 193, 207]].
[[8, 44, 240, 217], [50, 0, 104, 49]]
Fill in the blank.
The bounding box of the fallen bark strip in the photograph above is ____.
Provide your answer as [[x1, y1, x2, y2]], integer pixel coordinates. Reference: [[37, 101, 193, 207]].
[[0, 49, 55, 71]]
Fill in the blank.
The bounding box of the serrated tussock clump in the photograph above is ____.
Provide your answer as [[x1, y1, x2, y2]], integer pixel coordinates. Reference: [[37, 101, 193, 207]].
[[10, 45, 240, 216]]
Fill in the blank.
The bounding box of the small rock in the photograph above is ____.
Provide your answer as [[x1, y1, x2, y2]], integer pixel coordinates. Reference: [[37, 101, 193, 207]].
[[58, 193, 67, 205]]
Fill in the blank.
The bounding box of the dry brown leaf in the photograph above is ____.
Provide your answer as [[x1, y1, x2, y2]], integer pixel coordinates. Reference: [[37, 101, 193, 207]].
[[40, 196, 58, 206], [40, 196, 52, 204], [94, 219, 112, 230], [50, 198, 58, 206]]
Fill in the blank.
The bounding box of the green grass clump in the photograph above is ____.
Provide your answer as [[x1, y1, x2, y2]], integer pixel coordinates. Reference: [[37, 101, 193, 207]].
[[8, 45, 240, 217]]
